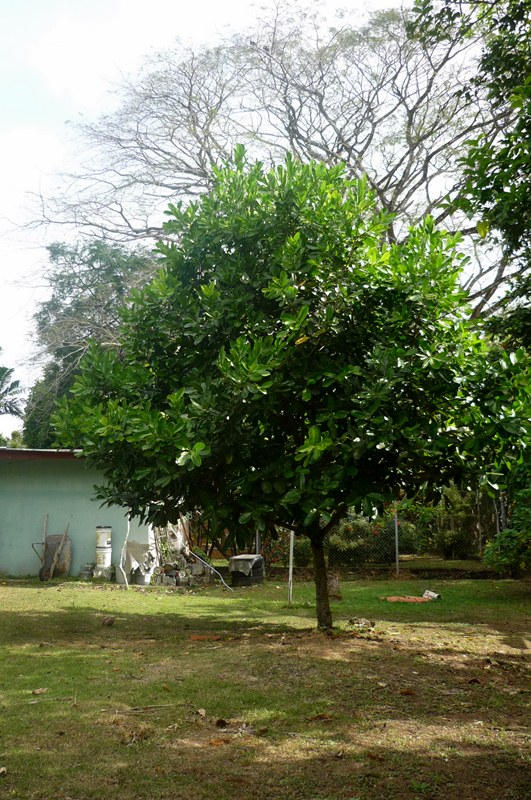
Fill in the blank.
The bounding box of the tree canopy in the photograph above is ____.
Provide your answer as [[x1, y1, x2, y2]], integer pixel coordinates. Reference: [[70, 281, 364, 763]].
[[410, 0, 531, 317], [23, 241, 156, 447], [54, 152, 529, 627], [34, 2, 516, 314]]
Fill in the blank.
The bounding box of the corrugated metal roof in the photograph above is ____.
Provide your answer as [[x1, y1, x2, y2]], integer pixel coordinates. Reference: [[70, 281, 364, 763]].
[[0, 448, 81, 460]]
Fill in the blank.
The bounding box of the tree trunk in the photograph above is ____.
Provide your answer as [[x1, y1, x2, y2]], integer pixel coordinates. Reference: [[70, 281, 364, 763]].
[[310, 533, 333, 630]]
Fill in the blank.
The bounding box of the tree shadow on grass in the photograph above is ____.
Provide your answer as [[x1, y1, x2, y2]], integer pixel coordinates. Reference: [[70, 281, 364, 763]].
[[1, 601, 528, 792], [1, 698, 529, 800]]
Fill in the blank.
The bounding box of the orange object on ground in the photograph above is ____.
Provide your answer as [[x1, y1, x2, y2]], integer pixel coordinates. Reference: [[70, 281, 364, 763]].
[[385, 596, 432, 603]]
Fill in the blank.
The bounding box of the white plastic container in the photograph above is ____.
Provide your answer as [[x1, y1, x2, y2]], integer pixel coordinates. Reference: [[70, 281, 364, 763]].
[[95, 526, 112, 568]]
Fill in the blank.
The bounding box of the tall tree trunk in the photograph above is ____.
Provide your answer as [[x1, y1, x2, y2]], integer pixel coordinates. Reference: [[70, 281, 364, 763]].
[[310, 533, 333, 630]]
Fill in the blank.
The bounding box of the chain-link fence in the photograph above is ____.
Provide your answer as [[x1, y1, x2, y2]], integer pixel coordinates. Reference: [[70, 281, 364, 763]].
[[265, 493, 498, 573], [167, 490, 499, 574]]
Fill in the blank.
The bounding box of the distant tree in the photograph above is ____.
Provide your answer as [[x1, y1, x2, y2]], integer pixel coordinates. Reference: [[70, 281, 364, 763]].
[[23, 241, 156, 447], [24, 363, 74, 449], [54, 153, 529, 628], [34, 3, 515, 314], [5, 430, 25, 449], [485, 273, 531, 350], [0, 350, 22, 418], [410, 0, 531, 316]]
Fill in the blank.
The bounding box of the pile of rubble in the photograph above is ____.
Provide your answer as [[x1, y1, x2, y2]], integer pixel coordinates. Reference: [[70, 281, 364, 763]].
[[152, 552, 210, 588]]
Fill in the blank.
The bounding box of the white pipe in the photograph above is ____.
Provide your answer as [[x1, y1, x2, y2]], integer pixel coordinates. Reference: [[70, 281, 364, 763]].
[[118, 516, 131, 589], [192, 551, 234, 592], [394, 511, 400, 577], [288, 530, 295, 605]]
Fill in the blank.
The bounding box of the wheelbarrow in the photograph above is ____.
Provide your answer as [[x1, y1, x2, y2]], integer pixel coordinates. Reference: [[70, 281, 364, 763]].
[[32, 515, 72, 581]]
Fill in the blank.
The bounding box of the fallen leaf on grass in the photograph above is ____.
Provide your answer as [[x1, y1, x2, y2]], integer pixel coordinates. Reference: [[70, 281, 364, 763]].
[[32, 688, 48, 696], [190, 634, 221, 641], [0, 767, 6, 777], [399, 689, 416, 696], [308, 712, 333, 722], [195, 708, 207, 718]]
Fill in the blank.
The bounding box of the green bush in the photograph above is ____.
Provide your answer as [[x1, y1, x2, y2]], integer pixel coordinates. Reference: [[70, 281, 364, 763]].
[[192, 546, 212, 565], [405, 503, 440, 553], [367, 520, 395, 563], [510, 488, 531, 532], [396, 520, 417, 553], [326, 514, 417, 566], [326, 531, 369, 568], [483, 527, 531, 576], [338, 517, 372, 539], [483, 489, 531, 576], [293, 537, 313, 567], [261, 528, 291, 565], [434, 527, 474, 559], [435, 486, 476, 558]]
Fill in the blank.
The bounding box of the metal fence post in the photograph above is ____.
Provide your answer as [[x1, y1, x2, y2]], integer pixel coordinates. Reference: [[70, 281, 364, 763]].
[[288, 530, 295, 605], [394, 511, 400, 576]]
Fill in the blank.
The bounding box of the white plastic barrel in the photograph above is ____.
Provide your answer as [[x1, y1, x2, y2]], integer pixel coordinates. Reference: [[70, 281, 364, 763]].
[[95, 526, 112, 568]]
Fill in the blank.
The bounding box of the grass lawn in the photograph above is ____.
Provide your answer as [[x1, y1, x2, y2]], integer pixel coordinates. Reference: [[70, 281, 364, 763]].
[[0, 577, 529, 800]]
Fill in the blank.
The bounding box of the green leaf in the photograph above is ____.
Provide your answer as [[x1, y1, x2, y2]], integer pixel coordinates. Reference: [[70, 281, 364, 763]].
[[476, 220, 489, 238], [282, 488, 302, 505]]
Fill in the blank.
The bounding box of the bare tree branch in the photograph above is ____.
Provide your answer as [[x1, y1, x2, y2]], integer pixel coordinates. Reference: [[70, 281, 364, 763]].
[[29, 3, 518, 315]]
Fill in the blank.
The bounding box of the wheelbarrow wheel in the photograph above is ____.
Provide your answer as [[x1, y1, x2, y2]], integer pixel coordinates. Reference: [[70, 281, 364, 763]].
[[39, 566, 51, 582]]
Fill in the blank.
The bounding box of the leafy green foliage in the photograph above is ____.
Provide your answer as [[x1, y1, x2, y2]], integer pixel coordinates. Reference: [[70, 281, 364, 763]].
[[326, 516, 373, 568], [260, 528, 291, 566], [0, 349, 22, 418], [54, 152, 529, 626], [24, 242, 155, 448], [483, 488, 531, 576], [23, 362, 75, 448], [433, 485, 477, 559], [486, 273, 531, 350], [411, 1, 531, 303], [292, 537, 313, 568], [326, 531, 370, 569]]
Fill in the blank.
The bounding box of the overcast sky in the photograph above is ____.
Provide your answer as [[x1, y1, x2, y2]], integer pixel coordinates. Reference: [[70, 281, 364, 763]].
[[0, 0, 394, 437]]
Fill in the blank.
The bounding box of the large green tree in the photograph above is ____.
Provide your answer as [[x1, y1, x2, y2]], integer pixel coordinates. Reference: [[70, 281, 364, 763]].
[[54, 153, 529, 628], [24, 241, 156, 447], [410, 0, 531, 317]]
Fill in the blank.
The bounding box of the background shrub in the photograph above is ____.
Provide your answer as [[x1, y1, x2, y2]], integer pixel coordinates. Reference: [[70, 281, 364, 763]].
[[483, 489, 531, 576], [293, 537, 313, 567], [261, 528, 291, 566]]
